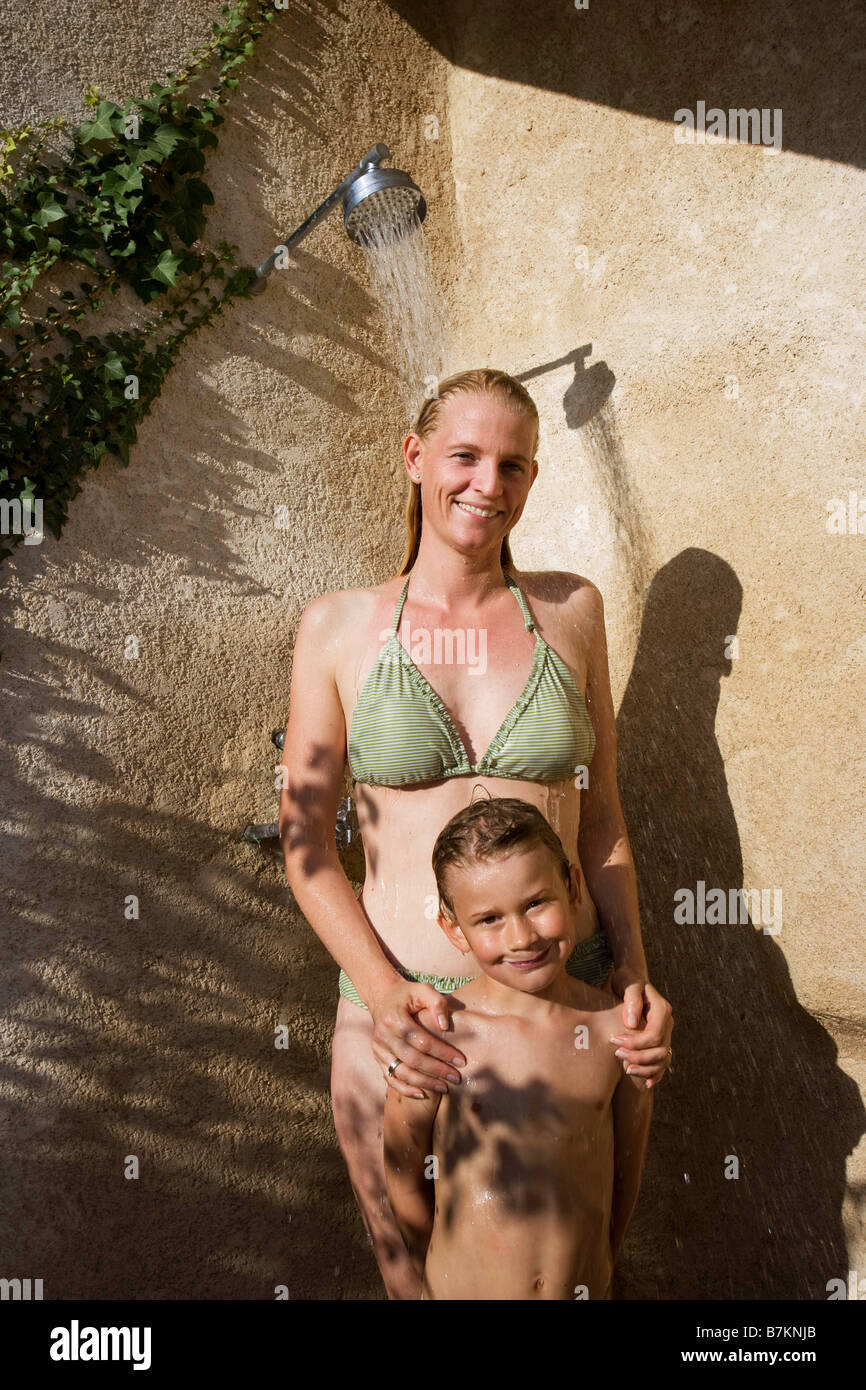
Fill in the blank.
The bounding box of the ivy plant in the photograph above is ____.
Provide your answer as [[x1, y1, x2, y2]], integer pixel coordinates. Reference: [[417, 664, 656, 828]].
[[0, 0, 275, 569]]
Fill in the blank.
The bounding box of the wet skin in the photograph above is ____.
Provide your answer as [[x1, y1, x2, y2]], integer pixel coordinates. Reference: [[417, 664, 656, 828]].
[[283, 394, 672, 1296], [383, 845, 654, 1300], [401, 983, 622, 1300]]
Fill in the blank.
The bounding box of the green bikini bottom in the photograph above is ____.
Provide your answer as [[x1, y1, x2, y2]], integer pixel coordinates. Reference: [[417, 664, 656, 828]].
[[338, 928, 614, 1010]]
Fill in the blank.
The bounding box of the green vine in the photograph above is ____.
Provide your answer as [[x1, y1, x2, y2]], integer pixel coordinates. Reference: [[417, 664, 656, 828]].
[[0, 1, 276, 567]]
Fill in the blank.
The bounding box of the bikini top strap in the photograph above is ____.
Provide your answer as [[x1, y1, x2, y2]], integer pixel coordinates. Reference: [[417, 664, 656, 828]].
[[505, 572, 537, 632], [390, 575, 411, 636]]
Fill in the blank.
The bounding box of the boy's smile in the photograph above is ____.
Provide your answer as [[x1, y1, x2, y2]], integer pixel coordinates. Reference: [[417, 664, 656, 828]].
[[438, 843, 581, 1006], [505, 942, 554, 971]]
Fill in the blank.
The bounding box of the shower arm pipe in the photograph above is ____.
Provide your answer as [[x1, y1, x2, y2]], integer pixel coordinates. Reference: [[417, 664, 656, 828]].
[[253, 142, 391, 281]]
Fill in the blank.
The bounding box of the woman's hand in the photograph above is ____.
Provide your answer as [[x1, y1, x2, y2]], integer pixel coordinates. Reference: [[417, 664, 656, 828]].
[[608, 966, 673, 1089], [368, 977, 466, 1099]]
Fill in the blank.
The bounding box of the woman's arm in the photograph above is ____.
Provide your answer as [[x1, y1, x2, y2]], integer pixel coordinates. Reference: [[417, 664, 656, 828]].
[[279, 592, 466, 1096], [610, 1071, 653, 1262], [280, 595, 400, 1003], [579, 582, 645, 977], [578, 583, 674, 1085]]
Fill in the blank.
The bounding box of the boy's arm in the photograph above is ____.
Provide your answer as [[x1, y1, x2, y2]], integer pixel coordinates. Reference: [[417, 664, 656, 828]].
[[610, 1071, 653, 1262], [383, 1087, 442, 1279]]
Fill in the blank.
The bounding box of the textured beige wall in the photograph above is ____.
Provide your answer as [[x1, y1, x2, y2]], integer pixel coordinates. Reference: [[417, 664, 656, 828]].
[[0, 0, 863, 1299]]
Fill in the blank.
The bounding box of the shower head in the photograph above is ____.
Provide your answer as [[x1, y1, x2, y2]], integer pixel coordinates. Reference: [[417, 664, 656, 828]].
[[253, 143, 427, 286], [343, 164, 427, 246]]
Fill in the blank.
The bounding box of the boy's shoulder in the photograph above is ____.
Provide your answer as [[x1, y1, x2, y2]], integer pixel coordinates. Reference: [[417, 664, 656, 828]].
[[444, 980, 486, 1039], [561, 976, 621, 1023], [445, 977, 621, 1036]]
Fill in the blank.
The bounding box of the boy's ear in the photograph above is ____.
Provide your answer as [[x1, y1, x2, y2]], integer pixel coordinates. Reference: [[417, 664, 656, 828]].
[[437, 909, 472, 955], [567, 861, 582, 905]]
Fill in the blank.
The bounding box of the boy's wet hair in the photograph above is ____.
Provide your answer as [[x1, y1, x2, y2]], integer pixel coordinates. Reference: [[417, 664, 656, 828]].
[[432, 796, 572, 922]]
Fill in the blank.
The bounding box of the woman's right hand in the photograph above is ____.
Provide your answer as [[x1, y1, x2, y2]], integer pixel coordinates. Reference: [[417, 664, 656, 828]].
[[369, 977, 466, 1099]]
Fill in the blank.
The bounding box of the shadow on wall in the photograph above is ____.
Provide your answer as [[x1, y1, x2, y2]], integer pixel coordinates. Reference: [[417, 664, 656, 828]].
[[613, 548, 865, 1298], [387, 0, 866, 168], [0, 669, 377, 1297], [520, 345, 652, 629]]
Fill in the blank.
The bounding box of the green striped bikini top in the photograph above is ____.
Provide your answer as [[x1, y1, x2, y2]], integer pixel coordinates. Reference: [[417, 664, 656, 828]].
[[347, 570, 596, 787]]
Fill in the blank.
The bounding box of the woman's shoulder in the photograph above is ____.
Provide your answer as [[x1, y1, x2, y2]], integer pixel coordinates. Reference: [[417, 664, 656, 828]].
[[509, 570, 606, 668], [297, 575, 405, 636], [509, 567, 603, 616]]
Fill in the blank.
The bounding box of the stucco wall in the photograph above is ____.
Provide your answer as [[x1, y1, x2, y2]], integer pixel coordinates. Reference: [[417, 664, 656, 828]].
[[0, 0, 863, 1299]]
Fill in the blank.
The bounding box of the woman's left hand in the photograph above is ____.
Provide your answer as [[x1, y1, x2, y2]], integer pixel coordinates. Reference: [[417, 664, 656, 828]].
[[608, 967, 674, 1088]]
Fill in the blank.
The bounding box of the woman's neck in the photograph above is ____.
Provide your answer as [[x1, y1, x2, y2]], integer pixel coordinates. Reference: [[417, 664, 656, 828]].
[[407, 534, 512, 607]]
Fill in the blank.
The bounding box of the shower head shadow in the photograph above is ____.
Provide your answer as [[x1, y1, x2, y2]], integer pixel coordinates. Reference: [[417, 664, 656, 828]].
[[253, 143, 427, 288]]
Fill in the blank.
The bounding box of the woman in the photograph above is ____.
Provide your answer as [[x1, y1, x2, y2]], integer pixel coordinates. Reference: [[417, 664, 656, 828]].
[[280, 368, 673, 1299]]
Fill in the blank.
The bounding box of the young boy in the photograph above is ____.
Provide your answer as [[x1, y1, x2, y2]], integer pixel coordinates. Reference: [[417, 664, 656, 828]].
[[383, 796, 653, 1300]]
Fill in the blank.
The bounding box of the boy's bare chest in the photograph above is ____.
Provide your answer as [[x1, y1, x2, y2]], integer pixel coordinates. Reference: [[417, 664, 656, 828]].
[[438, 1014, 619, 1145]]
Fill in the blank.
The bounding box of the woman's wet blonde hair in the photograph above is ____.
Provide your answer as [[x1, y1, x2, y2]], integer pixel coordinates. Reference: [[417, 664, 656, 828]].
[[399, 368, 540, 575]]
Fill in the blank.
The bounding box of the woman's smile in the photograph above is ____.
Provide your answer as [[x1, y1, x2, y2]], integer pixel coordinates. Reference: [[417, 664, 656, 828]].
[[453, 498, 501, 519]]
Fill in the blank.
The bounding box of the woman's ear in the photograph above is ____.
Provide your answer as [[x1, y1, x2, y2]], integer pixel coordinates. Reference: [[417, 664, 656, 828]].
[[437, 910, 471, 955], [403, 431, 422, 482]]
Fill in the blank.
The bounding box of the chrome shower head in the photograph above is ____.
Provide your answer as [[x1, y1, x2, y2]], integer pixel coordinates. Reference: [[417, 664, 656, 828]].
[[253, 143, 427, 288], [343, 164, 427, 246]]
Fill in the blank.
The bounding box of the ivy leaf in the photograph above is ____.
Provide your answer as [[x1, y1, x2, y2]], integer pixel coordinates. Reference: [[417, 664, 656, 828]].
[[32, 193, 66, 228], [100, 164, 144, 198], [172, 207, 206, 246], [141, 123, 181, 162], [183, 177, 214, 209], [170, 181, 214, 245], [150, 248, 182, 286], [172, 143, 206, 177], [79, 100, 120, 143], [103, 351, 125, 380]]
